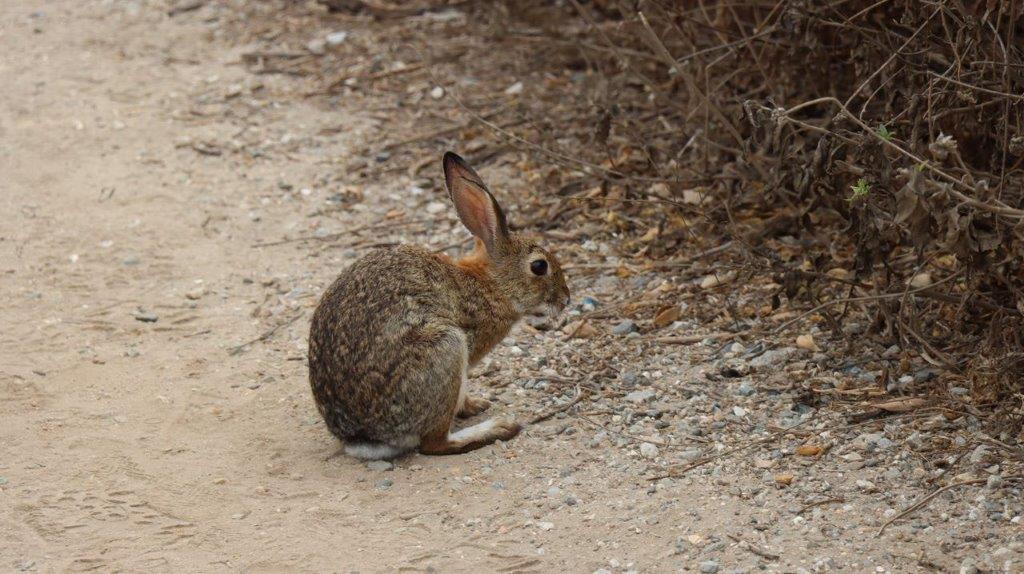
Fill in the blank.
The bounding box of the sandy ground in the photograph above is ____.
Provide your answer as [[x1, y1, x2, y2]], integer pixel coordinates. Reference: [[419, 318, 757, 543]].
[[1, 1, 1021, 573]]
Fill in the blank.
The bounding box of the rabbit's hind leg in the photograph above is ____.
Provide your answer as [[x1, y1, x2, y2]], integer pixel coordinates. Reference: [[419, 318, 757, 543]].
[[418, 350, 519, 455], [413, 327, 520, 455], [419, 414, 521, 456]]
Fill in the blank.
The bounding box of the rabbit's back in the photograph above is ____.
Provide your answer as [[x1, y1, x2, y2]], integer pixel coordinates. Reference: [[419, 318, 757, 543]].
[[308, 245, 470, 443]]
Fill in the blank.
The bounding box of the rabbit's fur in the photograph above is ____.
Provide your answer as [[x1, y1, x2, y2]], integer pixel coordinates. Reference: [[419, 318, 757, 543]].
[[308, 152, 570, 459]]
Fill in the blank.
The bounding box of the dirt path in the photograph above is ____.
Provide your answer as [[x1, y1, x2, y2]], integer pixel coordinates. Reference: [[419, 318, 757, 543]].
[[0, 1, 1019, 573]]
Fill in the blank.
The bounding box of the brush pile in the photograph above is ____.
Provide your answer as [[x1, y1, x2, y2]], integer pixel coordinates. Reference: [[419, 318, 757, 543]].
[[491, 0, 1024, 434]]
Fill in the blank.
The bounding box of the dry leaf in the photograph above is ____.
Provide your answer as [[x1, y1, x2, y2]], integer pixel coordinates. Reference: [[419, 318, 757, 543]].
[[700, 271, 736, 289], [563, 320, 598, 339], [653, 305, 681, 328], [774, 474, 794, 486], [796, 334, 820, 351], [909, 272, 932, 288], [795, 444, 823, 457], [639, 226, 660, 242]]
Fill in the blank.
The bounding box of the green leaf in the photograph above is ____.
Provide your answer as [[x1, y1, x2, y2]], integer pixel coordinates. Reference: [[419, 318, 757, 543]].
[[848, 178, 870, 202]]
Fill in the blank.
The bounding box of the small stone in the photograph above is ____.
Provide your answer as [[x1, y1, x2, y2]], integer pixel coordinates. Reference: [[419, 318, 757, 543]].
[[563, 494, 578, 506], [366, 460, 394, 472], [325, 31, 348, 45], [640, 442, 659, 459], [612, 319, 637, 335], [430, 86, 445, 99], [749, 347, 798, 368], [375, 478, 393, 490], [969, 446, 990, 465], [856, 479, 877, 492], [732, 406, 746, 417], [306, 38, 326, 55], [699, 560, 720, 574], [960, 557, 979, 574], [680, 449, 702, 461], [504, 81, 523, 95], [537, 521, 554, 531], [185, 286, 207, 300], [736, 382, 755, 396], [426, 201, 446, 214], [625, 390, 656, 403], [133, 310, 158, 323], [986, 475, 1003, 490]]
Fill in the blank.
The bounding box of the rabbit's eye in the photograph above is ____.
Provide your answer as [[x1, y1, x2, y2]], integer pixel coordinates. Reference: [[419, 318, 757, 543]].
[[530, 259, 548, 276]]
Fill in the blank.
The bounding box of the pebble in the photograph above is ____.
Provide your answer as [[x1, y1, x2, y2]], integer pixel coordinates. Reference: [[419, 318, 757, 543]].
[[736, 382, 755, 396], [133, 310, 158, 323], [537, 521, 554, 531], [970, 446, 990, 465], [563, 494, 578, 506], [366, 460, 394, 472], [504, 81, 524, 95], [640, 443, 659, 459], [430, 86, 445, 99], [856, 479, 877, 492], [612, 319, 637, 335], [699, 560, 720, 574], [306, 38, 326, 55], [680, 448, 702, 461], [325, 31, 348, 45], [375, 479, 393, 490], [960, 557, 979, 574], [185, 286, 206, 300], [426, 201, 446, 214], [625, 390, 656, 403], [749, 347, 797, 368]]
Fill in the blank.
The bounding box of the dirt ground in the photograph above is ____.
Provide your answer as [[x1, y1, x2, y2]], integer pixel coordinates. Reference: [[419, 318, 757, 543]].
[[1, 1, 1021, 573]]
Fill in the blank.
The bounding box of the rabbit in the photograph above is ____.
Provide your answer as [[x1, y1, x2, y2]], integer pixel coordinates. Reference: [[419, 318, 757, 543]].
[[308, 152, 570, 460]]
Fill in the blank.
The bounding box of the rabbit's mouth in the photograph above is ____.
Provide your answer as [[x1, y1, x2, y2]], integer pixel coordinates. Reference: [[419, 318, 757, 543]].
[[527, 302, 564, 319]]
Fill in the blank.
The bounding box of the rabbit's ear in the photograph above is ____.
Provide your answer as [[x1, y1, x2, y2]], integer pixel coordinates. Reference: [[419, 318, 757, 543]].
[[443, 152, 510, 254]]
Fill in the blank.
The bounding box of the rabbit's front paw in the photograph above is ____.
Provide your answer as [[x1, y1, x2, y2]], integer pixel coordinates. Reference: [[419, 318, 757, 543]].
[[457, 396, 491, 418]]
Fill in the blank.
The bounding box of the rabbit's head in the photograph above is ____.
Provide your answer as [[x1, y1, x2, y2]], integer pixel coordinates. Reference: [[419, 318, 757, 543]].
[[443, 152, 570, 317]]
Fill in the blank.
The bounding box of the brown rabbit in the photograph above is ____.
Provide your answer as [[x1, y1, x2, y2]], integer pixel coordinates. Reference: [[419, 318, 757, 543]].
[[308, 152, 570, 459]]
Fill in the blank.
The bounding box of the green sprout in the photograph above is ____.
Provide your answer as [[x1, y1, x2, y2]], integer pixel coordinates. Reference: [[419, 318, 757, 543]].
[[848, 178, 870, 202], [876, 123, 894, 142]]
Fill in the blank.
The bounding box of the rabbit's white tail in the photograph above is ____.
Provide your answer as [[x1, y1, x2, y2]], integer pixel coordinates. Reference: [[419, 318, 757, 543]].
[[344, 435, 418, 460]]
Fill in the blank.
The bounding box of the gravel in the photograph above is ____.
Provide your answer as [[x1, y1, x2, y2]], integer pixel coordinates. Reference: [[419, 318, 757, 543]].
[[640, 443, 659, 459], [366, 460, 394, 472], [612, 319, 637, 335]]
